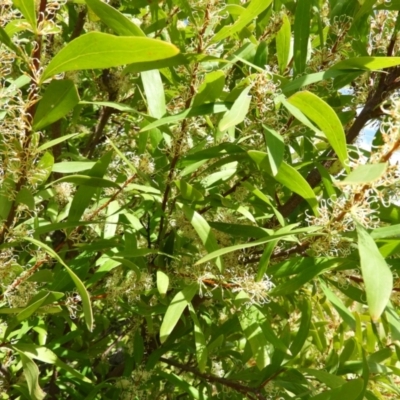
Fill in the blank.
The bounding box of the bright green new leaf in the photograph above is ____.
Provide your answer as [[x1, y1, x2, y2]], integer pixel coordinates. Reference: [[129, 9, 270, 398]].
[[22, 237, 94, 331], [12, 0, 36, 31], [41, 32, 179, 82], [33, 80, 79, 130], [157, 270, 169, 298], [287, 91, 349, 171], [160, 283, 198, 343], [337, 163, 387, 186], [218, 86, 251, 132], [183, 205, 223, 271], [264, 126, 285, 176], [175, 180, 204, 202], [30, 152, 54, 185], [48, 175, 121, 189], [52, 161, 96, 173], [142, 69, 166, 118], [192, 70, 225, 107], [85, 0, 145, 37], [13, 350, 45, 400], [331, 56, 400, 71], [212, 0, 272, 43], [188, 303, 208, 373], [356, 223, 393, 322], [276, 13, 291, 74], [248, 150, 319, 215]]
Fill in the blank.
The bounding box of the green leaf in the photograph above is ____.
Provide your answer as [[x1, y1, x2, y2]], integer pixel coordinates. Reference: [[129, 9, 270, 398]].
[[12, 0, 36, 31], [356, 223, 393, 322], [302, 368, 346, 389], [337, 163, 387, 186], [248, 150, 319, 215], [140, 103, 230, 132], [142, 69, 166, 118], [311, 379, 364, 400], [287, 91, 349, 171], [85, 0, 145, 37], [219, 86, 251, 132], [293, 0, 311, 75], [331, 56, 400, 71], [16, 187, 35, 210], [182, 205, 224, 272], [276, 13, 291, 74], [175, 180, 204, 202], [37, 133, 82, 151], [188, 303, 208, 373], [30, 151, 54, 185], [256, 240, 278, 282], [48, 175, 121, 189], [290, 298, 312, 357], [235, 292, 269, 370], [192, 70, 225, 107], [52, 161, 96, 173], [160, 283, 198, 343], [0, 24, 22, 55], [13, 350, 45, 400], [320, 280, 356, 329], [22, 237, 94, 331], [195, 226, 321, 265], [33, 80, 79, 130], [13, 343, 91, 383], [264, 126, 284, 176], [157, 270, 169, 298], [16, 293, 51, 322], [211, 0, 272, 43], [41, 32, 179, 82]]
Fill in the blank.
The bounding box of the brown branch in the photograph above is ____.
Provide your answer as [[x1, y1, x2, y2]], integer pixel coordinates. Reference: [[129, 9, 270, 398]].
[[69, 9, 87, 41], [159, 357, 267, 399]]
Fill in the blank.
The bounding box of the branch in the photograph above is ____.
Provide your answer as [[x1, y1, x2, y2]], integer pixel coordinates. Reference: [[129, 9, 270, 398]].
[[159, 357, 267, 400]]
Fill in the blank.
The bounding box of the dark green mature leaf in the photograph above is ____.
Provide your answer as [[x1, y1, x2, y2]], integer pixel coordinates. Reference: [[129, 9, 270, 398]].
[[290, 298, 311, 357], [0, 25, 22, 54], [188, 303, 208, 373], [85, 0, 145, 37], [33, 80, 79, 130], [293, 0, 311, 75], [41, 32, 179, 82], [311, 379, 364, 400], [160, 283, 198, 343]]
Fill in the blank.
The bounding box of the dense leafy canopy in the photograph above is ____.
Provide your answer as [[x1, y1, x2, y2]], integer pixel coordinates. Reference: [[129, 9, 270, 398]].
[[1, 0, 400, 399]]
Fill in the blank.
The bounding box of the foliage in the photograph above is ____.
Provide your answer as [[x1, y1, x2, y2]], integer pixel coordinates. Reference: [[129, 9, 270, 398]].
[[1, 0, 400, 399]]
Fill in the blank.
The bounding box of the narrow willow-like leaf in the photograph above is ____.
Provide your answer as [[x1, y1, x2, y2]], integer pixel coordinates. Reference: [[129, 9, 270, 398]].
[[142, 69, 166, 118], [311, 379, 364, 400], [85, 0, 145, 37], [13, 350, 46, 400], [211, 0, 272, 43], [287, 91, 349, 171], [33, 80, 79, 130], [331, 56, 400, 71], [293, 0, 311, 75], [175, 180, 204, 201], [157, 271, 169, 298], [356, 223, 393, 322], [22, 237, 94, 331], [192, 70, 225, 107], [188, 303, 208, 373], [264, 126, 284, 176], [0, 25, 22, 55], [37, 133, 82, 151], [276, 13, 291, 74], [248, 150, 319, 215], [218, 86, 251, 132], [52, 161, 96, 173], [12, 0, 36, 31], [337, 163, 387, 186], [183, 205, 224, 271], [160, 284, 198, 343], [41, 32, 179, 82], [48, 175, 121, 189]]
